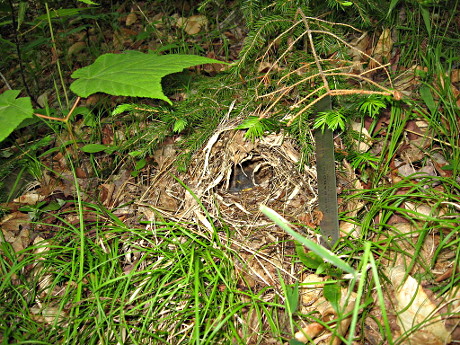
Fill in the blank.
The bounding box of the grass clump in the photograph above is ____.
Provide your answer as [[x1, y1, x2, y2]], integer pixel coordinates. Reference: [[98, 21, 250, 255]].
[[0, 203, 260, 344]]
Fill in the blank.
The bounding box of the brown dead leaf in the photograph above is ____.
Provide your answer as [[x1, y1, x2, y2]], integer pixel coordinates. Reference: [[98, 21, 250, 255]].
[[176, 14, 208, 35], [67, 41, 86, 56], [372, 29, 393, 64], [75, 167, 87, 178], [102, 125, 114, 145], [451, 69, 460, 83], [350, 121, 372, 152], [99, 183, 115, 206], [125, 12, 137, 26], [14, 193, 44, 205], [227, 131, 256, 164], [258, 61, 280, 74], [1, 212, 31, 252], [388, 265, 452, 345], [295, 323, 324, 342], [348, 32, 371, 73]]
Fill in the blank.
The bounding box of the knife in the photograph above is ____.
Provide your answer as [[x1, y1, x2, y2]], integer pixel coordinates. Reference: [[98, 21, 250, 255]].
[[313, 95, 339, 249]]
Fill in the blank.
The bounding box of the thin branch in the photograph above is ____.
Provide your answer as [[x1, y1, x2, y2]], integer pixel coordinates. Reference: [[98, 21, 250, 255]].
[[34, 97, 81, 122], [287, 92, 329, 126], [307, 29, 393, 86], [300, 10, 329, 91], [0, 71, 12, 90], [287, 89, 392, 126], [253, 8, 398, 127]]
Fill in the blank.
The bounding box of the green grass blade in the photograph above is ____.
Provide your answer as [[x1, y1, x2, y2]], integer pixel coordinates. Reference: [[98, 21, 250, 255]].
[[260, 205, 356, 276]]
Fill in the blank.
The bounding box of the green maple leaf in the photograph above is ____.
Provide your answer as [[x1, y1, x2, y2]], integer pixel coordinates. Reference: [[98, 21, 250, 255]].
[[70, 51, 227, 104], [0, 90, 33, 142]]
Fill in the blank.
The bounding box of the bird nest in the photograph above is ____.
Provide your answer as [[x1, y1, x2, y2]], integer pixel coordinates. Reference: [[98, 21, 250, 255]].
[[137, 121, 320, 288]]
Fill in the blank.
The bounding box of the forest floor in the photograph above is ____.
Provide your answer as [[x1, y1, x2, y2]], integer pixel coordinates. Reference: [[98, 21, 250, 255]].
[[1, 1, 459, 344]]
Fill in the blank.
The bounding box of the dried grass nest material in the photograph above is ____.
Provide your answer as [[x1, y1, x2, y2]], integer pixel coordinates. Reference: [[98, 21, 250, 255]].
[[138, 125, 321, 291], [143, 127, 319, 231]]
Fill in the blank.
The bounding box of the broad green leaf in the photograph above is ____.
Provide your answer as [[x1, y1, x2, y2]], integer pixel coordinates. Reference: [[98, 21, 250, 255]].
[[420, 85, 437, 115], [420, 6, 431, 36], [323, 282, 341, 312], [295, 243, 324, 269], [285, 282, 299, 314], [70, 51, 227, 104], [134, 158, 147, 171], [78, 0, 99, 5], [288, 340, 305, 345], [81, 144, 109, 153], [0, 90, 34, 142], [112, 104, 134, 115], [42, 200, 64, 212], [128, 151, 142, 157]]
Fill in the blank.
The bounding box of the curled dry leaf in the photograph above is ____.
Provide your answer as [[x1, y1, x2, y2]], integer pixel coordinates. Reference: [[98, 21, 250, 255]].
[[350, 121, 372, 153], [1, 212, 31, 252], [388, 265, 452, 345], [372, 28, 393, 64], [67, 41, 86, 56], [299, 274, 357, 344], [14, 192, 44, 204], [37, 92, 49, 108], [295, 322, 324, 342]]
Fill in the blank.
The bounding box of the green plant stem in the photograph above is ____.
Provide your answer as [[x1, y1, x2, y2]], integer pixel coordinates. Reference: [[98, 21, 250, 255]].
[[68, 155, 85, 333], [346, 241, 371, 344], [370, 253, 393, 344], [193, 250, 201, 345], [45, 3, 69, 108]]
